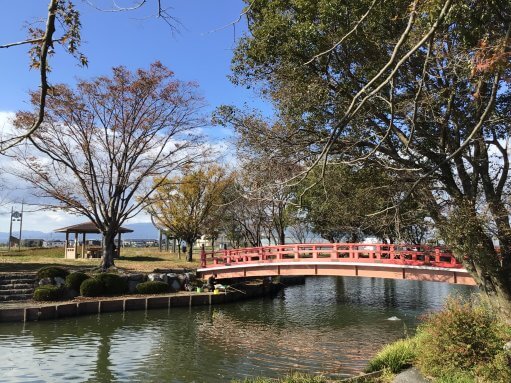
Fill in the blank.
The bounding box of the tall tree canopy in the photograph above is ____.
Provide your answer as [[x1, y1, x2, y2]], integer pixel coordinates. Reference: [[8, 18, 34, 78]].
[[231, 0, 511, 315], [13, 62, 204, 269], [298, 164, 430, 244]]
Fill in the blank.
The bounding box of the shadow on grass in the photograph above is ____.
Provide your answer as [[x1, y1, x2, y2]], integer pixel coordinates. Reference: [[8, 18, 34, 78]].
[[118, 256, 165, 262]]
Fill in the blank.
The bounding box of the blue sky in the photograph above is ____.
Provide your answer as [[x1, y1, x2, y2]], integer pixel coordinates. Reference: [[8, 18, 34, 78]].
[[1, 1, 268, 118], [0, 0, 270, 232]]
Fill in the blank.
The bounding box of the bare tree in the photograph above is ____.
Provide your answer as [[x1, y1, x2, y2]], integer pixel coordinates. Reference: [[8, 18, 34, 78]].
[[12, 62, 205, 270], [0, 0, 177, 152], [215, 111, 302, 245]]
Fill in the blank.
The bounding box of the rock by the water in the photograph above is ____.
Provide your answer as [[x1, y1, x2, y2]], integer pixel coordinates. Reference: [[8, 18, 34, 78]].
[[39, 277, 53, 286], [393, 367, 428, 383], [148, 273, 162, 282], [185, 272, 196, 281], [387, 316, 401, 321], [169, 279, 182, 292]]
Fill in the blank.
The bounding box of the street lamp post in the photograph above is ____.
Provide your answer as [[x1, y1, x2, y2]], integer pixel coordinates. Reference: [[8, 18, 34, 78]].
[[8, 206, 23, 251]]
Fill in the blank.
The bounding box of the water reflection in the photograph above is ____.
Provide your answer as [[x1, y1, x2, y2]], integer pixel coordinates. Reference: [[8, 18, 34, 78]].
[[0, 277, 476, 382]]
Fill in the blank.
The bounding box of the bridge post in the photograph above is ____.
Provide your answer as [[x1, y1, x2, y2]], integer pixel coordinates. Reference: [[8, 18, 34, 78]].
[[351, 244, 357, 260], [330, 244, 337, 259], [435, 247, 441, 263], [390, 244, 396, 261]]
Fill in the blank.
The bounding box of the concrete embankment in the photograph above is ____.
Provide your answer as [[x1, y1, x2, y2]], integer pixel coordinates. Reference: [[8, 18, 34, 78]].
[[0, 282, 281, 323]]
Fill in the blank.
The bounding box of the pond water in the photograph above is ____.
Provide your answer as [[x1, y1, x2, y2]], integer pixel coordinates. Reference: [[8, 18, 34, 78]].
[[0, 277, 475, 382]]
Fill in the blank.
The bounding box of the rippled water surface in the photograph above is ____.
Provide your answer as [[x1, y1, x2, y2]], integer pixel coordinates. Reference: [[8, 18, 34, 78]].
[[0, 277, 475, 382]]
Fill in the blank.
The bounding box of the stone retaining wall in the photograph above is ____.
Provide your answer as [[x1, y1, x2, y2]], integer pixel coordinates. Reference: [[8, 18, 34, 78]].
[[0, 282, 281, 323]]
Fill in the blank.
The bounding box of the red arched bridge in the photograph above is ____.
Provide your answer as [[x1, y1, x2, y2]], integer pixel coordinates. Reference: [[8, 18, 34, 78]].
[[198, 243, 476, 286]]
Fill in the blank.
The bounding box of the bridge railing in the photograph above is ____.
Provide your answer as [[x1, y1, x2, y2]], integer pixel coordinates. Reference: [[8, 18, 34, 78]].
[[199, 243, 462, 269]]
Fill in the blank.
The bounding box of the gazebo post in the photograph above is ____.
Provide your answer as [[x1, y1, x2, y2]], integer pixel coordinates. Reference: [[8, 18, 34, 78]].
[[65, 232, 69, 258], [74, 232, 78, 259], [82, 233, 86, 259]]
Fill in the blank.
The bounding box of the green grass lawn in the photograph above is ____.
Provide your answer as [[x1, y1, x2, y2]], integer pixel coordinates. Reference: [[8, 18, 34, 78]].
[[0, 247, 200, 273]]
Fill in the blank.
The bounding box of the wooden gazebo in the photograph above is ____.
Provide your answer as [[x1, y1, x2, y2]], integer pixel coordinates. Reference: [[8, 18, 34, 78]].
[[55, 222, 133, 259]]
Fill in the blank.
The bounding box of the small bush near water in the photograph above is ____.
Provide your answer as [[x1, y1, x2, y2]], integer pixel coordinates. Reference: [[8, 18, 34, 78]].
[[36, 266, 69, 279], [136, 281, 169, 294], [80, 278, 105, 297], [95, 273, 127, 296], [366, 296, 511, 382], [65, 272, 90, 291], [79, 273, 127, 297], [33, 285, 65, 301], [416, 296, 511, 382]]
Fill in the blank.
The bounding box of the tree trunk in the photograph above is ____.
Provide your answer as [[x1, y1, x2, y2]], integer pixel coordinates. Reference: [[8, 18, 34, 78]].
[[187, 240, 193, 262], [441, 202, 511, 320], [278, 228, 285, 245], [100, 229, 116, 271]]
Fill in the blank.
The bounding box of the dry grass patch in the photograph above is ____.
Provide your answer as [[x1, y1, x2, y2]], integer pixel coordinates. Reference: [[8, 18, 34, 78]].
[[0, 247, 199, 273]]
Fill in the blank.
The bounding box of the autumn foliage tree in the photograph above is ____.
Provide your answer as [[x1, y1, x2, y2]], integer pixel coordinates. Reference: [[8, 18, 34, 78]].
[[147, 165, 232, 262], [13, 62, 204, 270]]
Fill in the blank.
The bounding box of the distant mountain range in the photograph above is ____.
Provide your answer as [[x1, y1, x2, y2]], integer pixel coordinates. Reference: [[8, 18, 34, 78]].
[[0, 222, 159, 241]]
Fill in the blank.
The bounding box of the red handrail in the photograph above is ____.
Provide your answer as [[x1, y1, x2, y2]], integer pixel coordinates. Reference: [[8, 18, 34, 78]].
[[200, 243, 463, 269]]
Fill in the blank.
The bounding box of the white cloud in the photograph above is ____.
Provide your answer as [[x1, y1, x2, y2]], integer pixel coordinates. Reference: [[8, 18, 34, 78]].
[[0, 111, 237, 233], [0, 111, 15, 138]]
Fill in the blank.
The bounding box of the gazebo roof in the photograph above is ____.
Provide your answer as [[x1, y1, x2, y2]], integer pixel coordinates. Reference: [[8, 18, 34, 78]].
[[55, 222, 134, 234]]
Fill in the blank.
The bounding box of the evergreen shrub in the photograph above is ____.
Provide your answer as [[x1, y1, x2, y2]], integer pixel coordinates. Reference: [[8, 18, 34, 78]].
[[80, 278, 105, 297], [37, 266, 69, 279], [33, 285, 65, 301], [95, 273, 127, 295], [136, 281, 170, 294], [65, 272, 90, 291]]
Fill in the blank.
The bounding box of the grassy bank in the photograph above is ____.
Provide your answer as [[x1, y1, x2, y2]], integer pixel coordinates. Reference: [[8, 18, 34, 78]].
[[0, 247, 200, 273], [232, 371, 393, 383], [365, 296, 511, 382]]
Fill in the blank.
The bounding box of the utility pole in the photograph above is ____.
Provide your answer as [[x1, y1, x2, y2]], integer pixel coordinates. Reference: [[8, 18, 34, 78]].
[[8, 207, 13, 251], [18, 202, 24, 251]]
